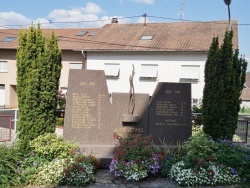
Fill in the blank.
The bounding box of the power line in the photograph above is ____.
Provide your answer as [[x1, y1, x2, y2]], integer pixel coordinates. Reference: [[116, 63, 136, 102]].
[[0, 15, 142, 28]]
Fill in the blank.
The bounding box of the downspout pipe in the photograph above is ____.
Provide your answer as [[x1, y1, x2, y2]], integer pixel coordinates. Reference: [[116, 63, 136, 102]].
[[81, 50, 87, 69]]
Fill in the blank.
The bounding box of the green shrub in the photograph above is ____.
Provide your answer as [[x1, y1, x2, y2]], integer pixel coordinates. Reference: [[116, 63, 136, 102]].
[[109, 134, 160, 181], [170, 161, 240, 187], [33, 158, 73, 186], [215, 140, 250, 182], [182, 131, 217, 165], [29, 133, 79, 160], [159, 142, 184, 177], [59, 154, 96, 186], [33, 154, 96, 186], [0, 144, 23, 188], [17, 151, 51, 185], [56, 117, 64, 126]]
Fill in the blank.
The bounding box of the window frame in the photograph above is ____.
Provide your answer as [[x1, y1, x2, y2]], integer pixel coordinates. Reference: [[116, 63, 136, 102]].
[[139, 64, 158, 80], [0, 61, 8, 72]]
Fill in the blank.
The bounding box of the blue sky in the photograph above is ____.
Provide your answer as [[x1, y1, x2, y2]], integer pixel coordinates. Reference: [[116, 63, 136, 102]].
[[1, 0, 250, 68]]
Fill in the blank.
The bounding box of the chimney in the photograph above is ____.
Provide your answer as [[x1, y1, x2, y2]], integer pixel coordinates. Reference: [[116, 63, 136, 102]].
[[111, 18, 118, 24]]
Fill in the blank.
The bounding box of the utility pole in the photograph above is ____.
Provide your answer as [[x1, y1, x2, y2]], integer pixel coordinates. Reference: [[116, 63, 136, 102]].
[[224, 0, 232, 30]]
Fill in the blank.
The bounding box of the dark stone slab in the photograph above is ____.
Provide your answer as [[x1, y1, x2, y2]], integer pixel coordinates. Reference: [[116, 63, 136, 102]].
[[148, 82, 192, 145], [111, 93, 149, 139], [64, 70, 115, 158], [64, 70, 192, 167]]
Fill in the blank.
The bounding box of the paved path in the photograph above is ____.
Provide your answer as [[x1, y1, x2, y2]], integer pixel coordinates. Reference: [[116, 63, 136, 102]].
[[86, 169, 178, 188]]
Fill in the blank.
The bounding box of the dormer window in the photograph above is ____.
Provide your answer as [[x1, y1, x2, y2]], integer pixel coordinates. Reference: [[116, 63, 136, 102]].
[[1, 37, 15, 42], [76, 31, 87, 36], [140, 35, 154, 40]]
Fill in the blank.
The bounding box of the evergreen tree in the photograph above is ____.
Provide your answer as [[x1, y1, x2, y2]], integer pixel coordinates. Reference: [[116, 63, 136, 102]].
[[16, 25, 62, 151], [203, 30, 247, 140]]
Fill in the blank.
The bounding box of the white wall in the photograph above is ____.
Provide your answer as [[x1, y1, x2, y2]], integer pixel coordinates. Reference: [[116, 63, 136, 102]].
[[86, 51, 207, 100]]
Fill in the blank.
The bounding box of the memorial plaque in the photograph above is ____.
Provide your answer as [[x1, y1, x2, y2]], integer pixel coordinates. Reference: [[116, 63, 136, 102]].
[[64, 70, 115, 160], [64, 71, 192, 167], [149, 82, 192, 145], [111, 93, 149, 139]]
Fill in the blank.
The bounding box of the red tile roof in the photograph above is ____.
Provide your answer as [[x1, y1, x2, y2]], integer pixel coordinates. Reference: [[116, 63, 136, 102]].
[[83, 20, 238, 51], [241, 88, 250, 101], [0, 28, 99, 50], [0, 20, 238, 52]]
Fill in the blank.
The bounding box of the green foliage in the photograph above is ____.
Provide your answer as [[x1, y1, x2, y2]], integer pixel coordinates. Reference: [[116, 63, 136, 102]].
[[158, 141, 184, 177], [17, 151, 51, 185], [56, 117, 64, 126], [109, 134, 160, 181], [59, 154, 96, 186], [0, 144, 23, 188], [29, 133, 79, 160], [203, 30, 247, 140], [33, 158, 73, 186], [16, 133, 97, 186], [182, 132, 217, 163], [160, 132, 250, 187], [169, 161, 240, 187], [16, 24, 62, 151], [215, 140, 250, 181]]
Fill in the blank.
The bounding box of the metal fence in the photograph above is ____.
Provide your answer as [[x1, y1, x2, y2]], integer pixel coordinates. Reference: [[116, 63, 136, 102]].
[[0, 115, 12, 142]]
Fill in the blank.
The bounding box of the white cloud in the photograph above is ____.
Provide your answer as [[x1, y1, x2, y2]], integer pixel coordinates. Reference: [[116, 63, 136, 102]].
[[48, 3, 106, 28], [72, 2, 104, 14], [131, 0, 155, 4], [0, 11, 31, 27]]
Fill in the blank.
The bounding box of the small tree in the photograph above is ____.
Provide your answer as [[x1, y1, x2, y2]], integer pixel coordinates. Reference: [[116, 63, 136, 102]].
[[202, 30, 247, 140], [16, 25, 62, 151]]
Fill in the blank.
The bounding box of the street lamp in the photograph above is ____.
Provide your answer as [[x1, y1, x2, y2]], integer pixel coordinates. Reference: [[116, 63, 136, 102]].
[[224, 0, 232, 30]]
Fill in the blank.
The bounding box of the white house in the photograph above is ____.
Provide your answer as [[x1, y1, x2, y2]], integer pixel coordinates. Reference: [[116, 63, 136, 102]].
[[83, 20, 238, 106], [0, 20, 238, 108]]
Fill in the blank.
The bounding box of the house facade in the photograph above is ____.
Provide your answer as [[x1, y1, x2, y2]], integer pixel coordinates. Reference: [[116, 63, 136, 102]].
[[0, 20, 238, 108]]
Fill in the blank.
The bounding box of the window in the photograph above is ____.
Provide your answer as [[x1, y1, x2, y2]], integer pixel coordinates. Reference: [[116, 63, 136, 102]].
[[140, 35, 154, 40], [139, 64, 158, 80], [0, 61, 7, 72], [192, 98, 198, 107], [76, 31, 87, 36], [1, 37, 15, 42], [104, 63, 120, 78], [69, 63, 82, 69], [180, 65, 200, 82], [88, 31, 97, 36]]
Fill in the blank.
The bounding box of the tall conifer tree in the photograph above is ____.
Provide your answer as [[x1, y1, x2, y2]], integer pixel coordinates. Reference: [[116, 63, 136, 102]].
[[203, 30, 247, 140], [16, 25, 62, 151]]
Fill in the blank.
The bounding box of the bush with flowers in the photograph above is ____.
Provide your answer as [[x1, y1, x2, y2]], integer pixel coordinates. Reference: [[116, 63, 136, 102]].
[[16, 133, 97, 187], [161, 131, 246, 187], [169, 160, 240, 187], [59, 154, 96, 186], [109, 134, 160, 181]]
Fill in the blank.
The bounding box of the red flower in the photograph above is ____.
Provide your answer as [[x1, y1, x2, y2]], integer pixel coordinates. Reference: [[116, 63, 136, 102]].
[[135, 158, 141, 163], [208, 155, 213, 161]]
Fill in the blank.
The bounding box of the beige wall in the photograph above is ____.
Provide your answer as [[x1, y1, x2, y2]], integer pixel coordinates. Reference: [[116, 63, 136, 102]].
[[0, 49, 17, 108], [0, 49, 84, 108]]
